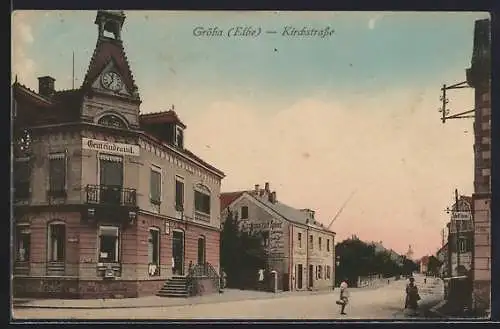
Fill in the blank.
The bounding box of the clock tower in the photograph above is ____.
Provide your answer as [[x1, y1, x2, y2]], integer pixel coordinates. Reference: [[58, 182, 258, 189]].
[[80, 10, 141, 129]]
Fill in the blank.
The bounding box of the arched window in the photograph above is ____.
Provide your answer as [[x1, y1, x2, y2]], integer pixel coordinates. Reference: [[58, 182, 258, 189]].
[[148, 227, 160, 276], [98, 114, 127, 129], [48, 221, 66, 262]]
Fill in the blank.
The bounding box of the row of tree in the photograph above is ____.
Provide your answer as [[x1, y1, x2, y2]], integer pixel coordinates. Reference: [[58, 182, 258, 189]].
[[335, 236, 418, 286]]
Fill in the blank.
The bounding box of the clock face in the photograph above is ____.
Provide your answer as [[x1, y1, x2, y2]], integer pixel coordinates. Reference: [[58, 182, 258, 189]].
[[101, 72, 123, 91]]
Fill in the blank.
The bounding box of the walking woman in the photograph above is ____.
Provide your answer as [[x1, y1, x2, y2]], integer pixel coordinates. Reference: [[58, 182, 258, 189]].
[[337, 279, 350, 315], [405, 277, 420, 313]]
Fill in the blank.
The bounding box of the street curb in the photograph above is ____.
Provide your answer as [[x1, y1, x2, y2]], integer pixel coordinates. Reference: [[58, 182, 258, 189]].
[[13, 290, 334, 310], [428, 300, 447, 318]]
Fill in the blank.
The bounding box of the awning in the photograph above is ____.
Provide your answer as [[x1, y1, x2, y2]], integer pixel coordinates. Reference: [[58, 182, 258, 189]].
[[99, 226, 119, 237], [49, 153, 65, 160]]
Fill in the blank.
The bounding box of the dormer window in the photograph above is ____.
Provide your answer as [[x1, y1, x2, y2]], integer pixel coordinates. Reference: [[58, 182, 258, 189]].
[[176, 126, 184, 149]]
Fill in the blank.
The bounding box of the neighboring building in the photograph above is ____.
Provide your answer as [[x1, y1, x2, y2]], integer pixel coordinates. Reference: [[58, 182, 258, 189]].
[[420, 256, 429, 274], [12, 10, 224, 299], [466, 18, 491, 315], [220, 182, 336, 291], [446, 196, 474, 278], [436, 242, 449, 278]]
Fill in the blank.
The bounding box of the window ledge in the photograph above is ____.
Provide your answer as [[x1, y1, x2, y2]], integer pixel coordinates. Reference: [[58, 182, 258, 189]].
[[150, 199, 161, 206], [195, 211, 211, 221], [97, 262, 121, 268], [47, 190, 68, 198]]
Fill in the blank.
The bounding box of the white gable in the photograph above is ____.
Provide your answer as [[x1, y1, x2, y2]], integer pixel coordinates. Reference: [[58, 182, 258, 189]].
[[91, 61, 131, 96]]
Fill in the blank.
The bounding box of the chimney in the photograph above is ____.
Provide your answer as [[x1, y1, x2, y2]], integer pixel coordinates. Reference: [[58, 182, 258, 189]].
[[271, 191, 277, 203], [264, 182, 270, 192], [255, 184, 260, 194], [38, 76, 56, 97]]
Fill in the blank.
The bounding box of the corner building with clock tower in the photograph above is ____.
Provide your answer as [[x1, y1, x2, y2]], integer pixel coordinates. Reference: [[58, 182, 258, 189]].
[[12, 11, 225, 299]]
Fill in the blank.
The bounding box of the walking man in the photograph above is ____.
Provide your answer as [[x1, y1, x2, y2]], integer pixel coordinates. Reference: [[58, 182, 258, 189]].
[[337, 278, 349, 315]]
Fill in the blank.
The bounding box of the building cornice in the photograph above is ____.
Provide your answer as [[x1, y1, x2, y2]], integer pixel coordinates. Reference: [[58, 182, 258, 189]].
[[23, 121, 224, 180], [138, 210, 221, 232]]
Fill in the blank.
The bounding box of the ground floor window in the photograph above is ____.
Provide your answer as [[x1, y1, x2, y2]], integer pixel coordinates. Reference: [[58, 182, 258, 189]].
[[318, 265, 323, 279], [48, 223, 65, 262], [16, 225, 30, 262], [148, 228, 160, 276], [99, 226, 120, 263], [326, 265, 331, 279]]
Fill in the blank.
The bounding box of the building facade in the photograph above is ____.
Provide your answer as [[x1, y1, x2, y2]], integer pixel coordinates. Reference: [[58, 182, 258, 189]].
[[12, 11, 224, 299], [419, 256, 429, 274], [466, 18, 491, 315], [446, 196, 474, 278], [221, 183, 336, 291], [436, 242, 449, 278]]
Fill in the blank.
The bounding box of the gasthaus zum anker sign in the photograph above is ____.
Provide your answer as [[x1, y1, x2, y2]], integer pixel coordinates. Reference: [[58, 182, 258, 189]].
[[82, 138, 140, 157]]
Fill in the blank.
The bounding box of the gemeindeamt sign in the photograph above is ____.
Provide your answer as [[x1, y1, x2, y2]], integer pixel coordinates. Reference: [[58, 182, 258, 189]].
[[82, 138, 140, 157]]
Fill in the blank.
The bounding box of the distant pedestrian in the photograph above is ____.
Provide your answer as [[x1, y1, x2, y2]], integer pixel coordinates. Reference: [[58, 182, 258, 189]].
[[405, 277, 420, 312], [336, 279, 349, 315]]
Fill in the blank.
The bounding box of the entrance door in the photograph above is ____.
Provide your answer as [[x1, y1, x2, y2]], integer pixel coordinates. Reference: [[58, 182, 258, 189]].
[[297, 264, 303, 289], [172, 230, 184, 275], [197, 236, 206, 265], [308, 264, 314, 288]]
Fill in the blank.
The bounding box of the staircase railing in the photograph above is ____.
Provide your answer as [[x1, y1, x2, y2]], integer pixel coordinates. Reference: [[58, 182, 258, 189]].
[[186, 262, 220, 296]]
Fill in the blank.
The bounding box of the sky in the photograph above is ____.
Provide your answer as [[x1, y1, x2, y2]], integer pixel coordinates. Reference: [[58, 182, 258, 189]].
[[12, 10, 490, 259]]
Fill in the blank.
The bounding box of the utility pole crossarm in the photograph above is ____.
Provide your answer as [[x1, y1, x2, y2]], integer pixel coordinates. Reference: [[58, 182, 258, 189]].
[[439, 81, 475, 123]]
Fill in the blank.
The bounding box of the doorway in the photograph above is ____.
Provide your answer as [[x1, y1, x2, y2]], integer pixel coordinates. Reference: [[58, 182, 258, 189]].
[[308, 264, 314, 288], [297, 264, 303, 289], [197, 236, 206, 265], [172, 230, 184, 275]]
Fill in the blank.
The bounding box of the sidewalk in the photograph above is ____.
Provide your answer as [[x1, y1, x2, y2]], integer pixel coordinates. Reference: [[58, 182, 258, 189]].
[[12, 288, 335, 310]]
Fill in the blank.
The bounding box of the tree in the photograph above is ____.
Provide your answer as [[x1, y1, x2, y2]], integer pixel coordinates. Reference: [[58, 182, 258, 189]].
[[427, 255, 442, 276], [220, 210, 267, 289], [335, 238, 406, 286], [402, 257, 419, 276]]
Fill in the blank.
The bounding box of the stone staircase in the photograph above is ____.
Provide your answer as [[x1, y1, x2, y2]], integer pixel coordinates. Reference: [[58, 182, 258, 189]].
[[157, 276, 189, 298]]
